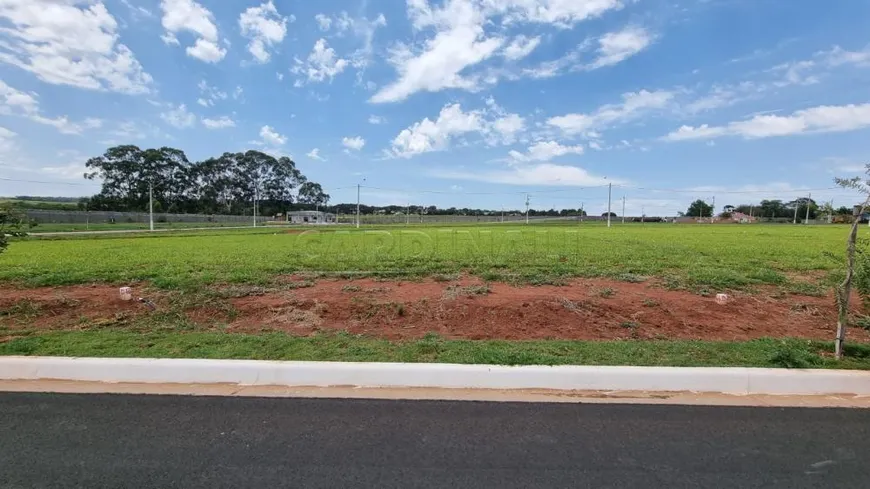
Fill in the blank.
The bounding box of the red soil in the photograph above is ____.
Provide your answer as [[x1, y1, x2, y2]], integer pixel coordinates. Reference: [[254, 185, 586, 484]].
[[3, 277, 868, 343]]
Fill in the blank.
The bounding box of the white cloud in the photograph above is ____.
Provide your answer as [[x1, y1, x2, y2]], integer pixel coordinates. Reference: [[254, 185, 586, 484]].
[[292, 39, 348, 83], [664, 124, 728, 141], [770, 60, 819, 87], [314, 13, 331, 31], [239, 1, 290, 64], [342, 136, 366, 151], [432, 163, 613, 187], [201, 116, 235, 129], [370, 13, 503, 103], [196, 80, 227, 107], [0, 125, 17, 153], [664, 103, 870, 141], [498, 0, 623, 26], [121, 0, 154, 19], [160, 0, 226, 63], [388, 102, 524, 157], [509, 141, 584, 162], [0, 0, 153, 94], [0, 80, 100, 134], [160, 104, 196, 128], [821, 45, 870, 67], [41, 161, 89, 180], [368, 115, 386, 124], [548, 90, 674, 135], [502, 35, 541, 61], [587, 25, 653, 70], [259, 125, 286, 145], [488, 113, 525, 145], [306, 148, 325, 160], [372, 0, 622, 103], [390, 103, 484, 157]]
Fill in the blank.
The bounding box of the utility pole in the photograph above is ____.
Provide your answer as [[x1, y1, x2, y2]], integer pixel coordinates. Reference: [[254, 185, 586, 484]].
[[622, 196, 626, 224], [793, 199, 799, 224], [501, 206, 504, 223], [580, 202, 584, 223], [607, 183, 612, 228], [805, 193, 812, 224], [711, 196, 715, 223], [525, 193, 530, 225], [148, 180, 154, 232], [406, 203, 410, 226], [642, 206, 645, 224], [253, 183, 258, 228], [356, 183, 361, 229]]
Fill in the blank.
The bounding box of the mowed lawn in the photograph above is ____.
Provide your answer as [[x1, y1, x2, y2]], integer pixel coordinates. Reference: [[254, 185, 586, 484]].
[[0, 224, 855, 289]]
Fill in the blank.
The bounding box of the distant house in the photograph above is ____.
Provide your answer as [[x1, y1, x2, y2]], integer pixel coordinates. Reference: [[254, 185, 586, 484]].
[[729, 212, 757, 224], [287, 210, 336, 224]]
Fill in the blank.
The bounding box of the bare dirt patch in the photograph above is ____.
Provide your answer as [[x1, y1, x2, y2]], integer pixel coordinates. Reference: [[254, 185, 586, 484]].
[[3, 278, 870, 343]]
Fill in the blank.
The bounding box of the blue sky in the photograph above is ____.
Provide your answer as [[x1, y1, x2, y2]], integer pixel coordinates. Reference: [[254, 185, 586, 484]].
[[1, 0, 870, 216]]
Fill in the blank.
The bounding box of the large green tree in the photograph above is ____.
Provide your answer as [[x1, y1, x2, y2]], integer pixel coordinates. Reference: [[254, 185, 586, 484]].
[[83, 146, 328, 216], [686, 200, 713, 218]]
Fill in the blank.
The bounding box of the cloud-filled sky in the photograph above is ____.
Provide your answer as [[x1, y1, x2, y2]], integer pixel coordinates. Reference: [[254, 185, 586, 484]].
[[2, 0, 870, 215]]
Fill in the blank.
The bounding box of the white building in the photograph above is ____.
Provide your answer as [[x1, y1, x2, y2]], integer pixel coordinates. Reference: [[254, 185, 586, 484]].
[[286, 210, 336, 224]]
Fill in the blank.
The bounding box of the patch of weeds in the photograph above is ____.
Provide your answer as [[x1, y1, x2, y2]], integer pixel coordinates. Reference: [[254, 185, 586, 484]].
[[617, 273, 647, 284], [768, 342, 821, 369], [478, 271, 504, 282], [444, 284, 491, 299], [285, 280, 315, 289], [790, 302, 821, 316], [365, 287, 392, 294], [558, 298, 585, 313], [696, 287, 713, 297], [0, 300, 43, 319], [854, 315, 870, 331], [414, 331, 443, 357], [392, 303, 405, 317], [661, 275, 685, 291], [593, 287, 615, 298], [216, 284, 270, 298], [524, 274, 569, 286], [642, 299, 660, 307], [341, 285, 362, 293], [620, 321, 639, 329], [787, 282, 825, 298], [432, 273, 460, 282]]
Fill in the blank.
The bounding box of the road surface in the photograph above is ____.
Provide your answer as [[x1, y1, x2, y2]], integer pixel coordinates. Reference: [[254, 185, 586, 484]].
[[1, 393, 868, 488]]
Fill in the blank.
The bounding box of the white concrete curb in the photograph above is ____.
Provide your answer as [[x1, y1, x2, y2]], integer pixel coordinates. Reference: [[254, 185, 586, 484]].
[[2, 356, 870, 396]]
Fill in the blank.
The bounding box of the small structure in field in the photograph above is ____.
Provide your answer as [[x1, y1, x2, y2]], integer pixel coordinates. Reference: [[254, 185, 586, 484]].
[[287, 210, 336, 224]]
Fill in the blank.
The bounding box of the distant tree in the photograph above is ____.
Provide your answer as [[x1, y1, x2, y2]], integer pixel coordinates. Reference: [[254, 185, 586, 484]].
[[786, 197, 818, 221], [298, 182, 330, 206], [723, 205, 735, 213], [0, 205, 30, 256], [602, 212, 617, 217], [686, 200, 713, 218]]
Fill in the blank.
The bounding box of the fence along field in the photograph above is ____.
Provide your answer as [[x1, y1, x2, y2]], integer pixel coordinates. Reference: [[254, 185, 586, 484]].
[[2, 222, 870, 369]]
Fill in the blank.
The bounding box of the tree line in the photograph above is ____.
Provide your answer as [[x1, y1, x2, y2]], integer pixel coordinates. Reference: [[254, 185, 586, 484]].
[[81, 146, 329, 216], [682, 198, 854, 220]]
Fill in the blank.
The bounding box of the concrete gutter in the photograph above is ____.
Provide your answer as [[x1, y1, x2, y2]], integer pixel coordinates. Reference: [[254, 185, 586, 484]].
[[1, 357, 869, 396]]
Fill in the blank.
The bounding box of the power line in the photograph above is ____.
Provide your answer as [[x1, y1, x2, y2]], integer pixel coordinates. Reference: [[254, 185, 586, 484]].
[[0, 177, 95, 186]]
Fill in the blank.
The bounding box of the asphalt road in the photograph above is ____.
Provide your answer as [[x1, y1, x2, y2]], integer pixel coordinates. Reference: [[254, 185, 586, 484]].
[[1, 393, 868, 488]]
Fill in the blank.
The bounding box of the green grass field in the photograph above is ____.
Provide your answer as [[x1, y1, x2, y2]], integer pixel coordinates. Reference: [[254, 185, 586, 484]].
[[2, 331, 868, 370], [0, 223, 853, 289]]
